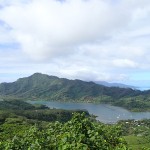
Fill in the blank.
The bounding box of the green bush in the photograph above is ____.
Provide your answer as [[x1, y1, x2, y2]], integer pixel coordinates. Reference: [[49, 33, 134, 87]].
[[0, 113, 128, 150]]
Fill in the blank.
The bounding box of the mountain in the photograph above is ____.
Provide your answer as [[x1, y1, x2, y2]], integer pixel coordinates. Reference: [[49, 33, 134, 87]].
[[95, 81, 136, 89], [0, 73, 141, 101]]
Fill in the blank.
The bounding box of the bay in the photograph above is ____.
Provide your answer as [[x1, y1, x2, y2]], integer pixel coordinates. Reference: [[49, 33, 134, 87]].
[[28, 101, 150, 123]]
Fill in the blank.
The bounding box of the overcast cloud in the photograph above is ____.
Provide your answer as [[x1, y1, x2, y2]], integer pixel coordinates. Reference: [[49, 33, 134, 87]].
[[0, 0, 150, 88]]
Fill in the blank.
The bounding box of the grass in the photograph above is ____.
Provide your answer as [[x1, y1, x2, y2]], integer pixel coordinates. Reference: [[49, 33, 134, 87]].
[[124, 135, 150, 150]]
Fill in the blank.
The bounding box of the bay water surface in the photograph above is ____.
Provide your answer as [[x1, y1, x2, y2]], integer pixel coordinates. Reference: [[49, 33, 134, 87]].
[[28, 101, 150, 123]]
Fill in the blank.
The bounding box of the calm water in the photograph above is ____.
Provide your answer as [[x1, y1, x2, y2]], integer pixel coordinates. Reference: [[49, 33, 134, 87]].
[[28, 101, 150, 123]]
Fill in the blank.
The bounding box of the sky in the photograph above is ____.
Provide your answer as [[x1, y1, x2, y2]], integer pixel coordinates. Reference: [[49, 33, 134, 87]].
[[0, 0, 150, 89]]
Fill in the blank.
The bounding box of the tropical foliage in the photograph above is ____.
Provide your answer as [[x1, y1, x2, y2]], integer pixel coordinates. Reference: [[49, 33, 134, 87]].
[[0, 113, 128, 150]]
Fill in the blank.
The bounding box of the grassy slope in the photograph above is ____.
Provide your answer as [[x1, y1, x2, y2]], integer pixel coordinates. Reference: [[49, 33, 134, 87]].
[[124, 135, 150, 150]]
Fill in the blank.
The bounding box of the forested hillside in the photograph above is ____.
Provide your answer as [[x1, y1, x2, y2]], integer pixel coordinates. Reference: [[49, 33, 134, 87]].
[[0, 73, 140, 101]]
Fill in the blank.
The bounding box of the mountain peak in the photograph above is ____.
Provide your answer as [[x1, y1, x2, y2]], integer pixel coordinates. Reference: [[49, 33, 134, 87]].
[[32, 72, 43, 75], [30, 72, 59, 79], [31, 72, 47, 77]]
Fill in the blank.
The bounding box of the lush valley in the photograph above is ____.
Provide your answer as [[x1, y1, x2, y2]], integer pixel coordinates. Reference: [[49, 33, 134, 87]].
[[0, 73, 150, 111]]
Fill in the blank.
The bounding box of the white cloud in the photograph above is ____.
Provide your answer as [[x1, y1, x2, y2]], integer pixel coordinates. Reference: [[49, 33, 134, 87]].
[[0, 0, 150, 85], [112, 59, 138, 68], [0, 0, 134, 60]]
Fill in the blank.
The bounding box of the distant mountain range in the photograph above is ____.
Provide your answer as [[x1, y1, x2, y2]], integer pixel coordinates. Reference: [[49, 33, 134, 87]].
[[95, 81, 136, 89]]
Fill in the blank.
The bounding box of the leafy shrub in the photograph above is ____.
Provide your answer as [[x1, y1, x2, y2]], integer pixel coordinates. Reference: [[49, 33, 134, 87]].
[[0, 113, 128, 150]]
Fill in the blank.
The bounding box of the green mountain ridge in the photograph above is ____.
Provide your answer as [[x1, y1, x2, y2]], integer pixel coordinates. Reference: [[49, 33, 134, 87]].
[[0, 73, 140, 100]]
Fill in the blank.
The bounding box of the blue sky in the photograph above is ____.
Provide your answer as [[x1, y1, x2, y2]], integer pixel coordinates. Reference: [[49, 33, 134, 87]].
[[0, 0, 150, 89]]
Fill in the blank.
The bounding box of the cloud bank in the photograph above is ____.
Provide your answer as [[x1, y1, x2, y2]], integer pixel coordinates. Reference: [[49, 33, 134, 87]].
[[0, 0, 150, 85]]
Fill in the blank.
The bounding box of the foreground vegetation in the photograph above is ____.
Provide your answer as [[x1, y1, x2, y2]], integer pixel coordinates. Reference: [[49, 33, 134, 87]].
[[0, 113, 128, 150], [0, 100, 150, 149]]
